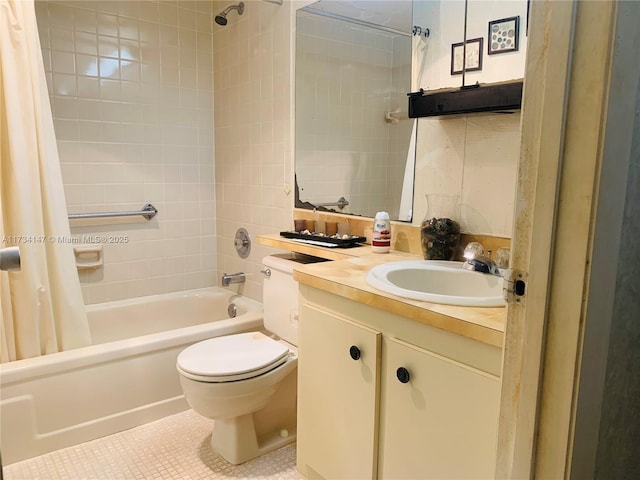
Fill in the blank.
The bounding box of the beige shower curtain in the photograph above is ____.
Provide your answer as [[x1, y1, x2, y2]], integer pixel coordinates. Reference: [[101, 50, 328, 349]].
[[0, 0, 91, 362]]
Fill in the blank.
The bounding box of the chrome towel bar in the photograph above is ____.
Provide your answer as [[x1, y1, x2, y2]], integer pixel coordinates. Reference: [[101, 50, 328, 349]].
[[68, 203, 158, 221]]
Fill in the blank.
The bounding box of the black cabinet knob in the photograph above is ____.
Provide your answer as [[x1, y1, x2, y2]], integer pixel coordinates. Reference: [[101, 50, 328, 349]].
[[396, 367, 410, 384], [349, 345, 361, 360]]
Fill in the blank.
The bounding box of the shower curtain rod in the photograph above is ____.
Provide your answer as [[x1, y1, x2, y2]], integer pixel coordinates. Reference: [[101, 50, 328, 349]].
[[301, 6, 411, 38], [68, 203, 158, 221]]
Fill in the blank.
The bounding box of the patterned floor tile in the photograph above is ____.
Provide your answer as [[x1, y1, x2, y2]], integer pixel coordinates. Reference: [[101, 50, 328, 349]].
[[3, 410, 304, 480]]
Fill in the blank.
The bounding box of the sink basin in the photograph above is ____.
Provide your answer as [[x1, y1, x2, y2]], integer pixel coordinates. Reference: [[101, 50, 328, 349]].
[[365, 260, 505, 307]]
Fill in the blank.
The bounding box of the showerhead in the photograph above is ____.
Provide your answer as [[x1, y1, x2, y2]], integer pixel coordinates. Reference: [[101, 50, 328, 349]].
[[215, 2, 244, 26]]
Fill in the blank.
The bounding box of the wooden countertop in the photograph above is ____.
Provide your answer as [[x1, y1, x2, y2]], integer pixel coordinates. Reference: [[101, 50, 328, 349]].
[[257, 234, 506, 348]]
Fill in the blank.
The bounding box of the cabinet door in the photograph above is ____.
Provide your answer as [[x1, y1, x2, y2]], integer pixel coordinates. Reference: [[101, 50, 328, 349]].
[[297, 304, 381, 480], [379, 337, 500, 479]]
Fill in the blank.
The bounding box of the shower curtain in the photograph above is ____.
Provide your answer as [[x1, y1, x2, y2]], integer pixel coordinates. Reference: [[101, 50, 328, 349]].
[[0, 0, 91, 362]]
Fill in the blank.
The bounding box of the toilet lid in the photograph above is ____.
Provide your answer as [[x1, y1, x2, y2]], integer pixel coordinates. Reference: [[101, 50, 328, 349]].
[[177, 332, 289, 382]]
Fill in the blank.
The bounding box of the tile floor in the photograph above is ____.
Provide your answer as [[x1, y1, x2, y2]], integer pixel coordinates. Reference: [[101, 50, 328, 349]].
[[3, 410, 304, 480]]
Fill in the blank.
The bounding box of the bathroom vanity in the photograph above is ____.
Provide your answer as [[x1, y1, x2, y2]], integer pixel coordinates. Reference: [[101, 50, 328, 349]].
[[257, 234, 505, 479]]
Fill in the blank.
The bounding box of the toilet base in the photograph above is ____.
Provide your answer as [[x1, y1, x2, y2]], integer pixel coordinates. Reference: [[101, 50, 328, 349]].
[[212, 413, 296, 465], [208, 367, 298, 465]]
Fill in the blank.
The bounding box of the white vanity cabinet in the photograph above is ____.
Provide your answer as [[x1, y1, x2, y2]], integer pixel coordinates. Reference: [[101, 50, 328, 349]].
[[297, 286, 501, 480], [378, 337, 500, 479], [297, 303, 381, 480]]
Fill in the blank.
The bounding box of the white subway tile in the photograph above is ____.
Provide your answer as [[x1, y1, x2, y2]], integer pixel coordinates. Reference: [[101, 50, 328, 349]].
[[74, 9, 97, 34], [96, 13, 118, 37], [52, 73, 77, 96], [158, 3, 179, 27], [76, 54, 99, 77], [118, 17, 139, 41], [77, 76, 100, 98], [42, 0, 218, 303]]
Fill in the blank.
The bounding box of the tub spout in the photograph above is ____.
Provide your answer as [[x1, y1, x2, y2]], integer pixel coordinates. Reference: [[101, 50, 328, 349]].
[[221, 272, 246, 286]]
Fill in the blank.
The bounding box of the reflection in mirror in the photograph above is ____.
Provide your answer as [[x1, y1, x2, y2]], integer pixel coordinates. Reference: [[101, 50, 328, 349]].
[[295, 1, 415, 221], [462, 1, 528, 86], [412, 0, 528, 91], [412, 0, 465, 91]]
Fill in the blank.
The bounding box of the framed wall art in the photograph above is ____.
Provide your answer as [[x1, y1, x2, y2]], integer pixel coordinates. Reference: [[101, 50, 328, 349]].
[[451, 37, 483, 75], [488, 16, 520, 54]]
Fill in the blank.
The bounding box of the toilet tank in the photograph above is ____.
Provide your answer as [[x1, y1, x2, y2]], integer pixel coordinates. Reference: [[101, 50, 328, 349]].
[[262, 253, 327, 346]]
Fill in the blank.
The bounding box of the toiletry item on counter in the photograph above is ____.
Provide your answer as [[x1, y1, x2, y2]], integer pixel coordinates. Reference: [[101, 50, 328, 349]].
[[337, 222, 350, 236], [372, 211, 391, 253], [294, 219, 307, 232]]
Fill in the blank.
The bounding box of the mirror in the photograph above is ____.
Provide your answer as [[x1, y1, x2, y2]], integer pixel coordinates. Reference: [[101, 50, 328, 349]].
[[295, 1, 416, 221], [294, 0, 528, 225]]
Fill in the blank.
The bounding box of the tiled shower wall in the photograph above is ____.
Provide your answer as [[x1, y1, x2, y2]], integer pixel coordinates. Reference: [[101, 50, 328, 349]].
[[212, 0, 293, 302], [35, 0, 217, 303]]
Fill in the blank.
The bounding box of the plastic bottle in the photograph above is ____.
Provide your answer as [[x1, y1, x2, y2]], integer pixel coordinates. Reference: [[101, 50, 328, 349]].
[[372, 212, 391, 253]]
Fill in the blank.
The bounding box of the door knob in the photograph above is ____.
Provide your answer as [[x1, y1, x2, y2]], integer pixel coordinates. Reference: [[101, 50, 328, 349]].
[[396, 367, 410, 384], [349, 345, 361, 360]]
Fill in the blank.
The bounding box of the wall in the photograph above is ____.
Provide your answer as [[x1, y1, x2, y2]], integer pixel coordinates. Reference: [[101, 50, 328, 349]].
[[294, 10, 412, 219], [413, 112, 520, 237], [576, 7, 640, 472], [212, 0, 294, 302], [36, 0, 217, 304], [593, 70, 640, 480]]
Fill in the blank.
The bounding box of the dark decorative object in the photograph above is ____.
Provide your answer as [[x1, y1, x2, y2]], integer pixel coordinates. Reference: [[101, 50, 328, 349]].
[[451, 37, 483, 75], [407, 79, 523, 118], [420, 194, 461, 260], [488, 16, 520, 55], [420, 217, 461, 260]]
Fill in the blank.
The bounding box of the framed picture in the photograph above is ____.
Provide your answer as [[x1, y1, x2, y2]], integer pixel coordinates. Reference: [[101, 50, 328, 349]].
[[450, 37, 483, 75], [488, 16, 520, 54]]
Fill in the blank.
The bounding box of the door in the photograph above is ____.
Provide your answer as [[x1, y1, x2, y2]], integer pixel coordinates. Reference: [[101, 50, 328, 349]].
[[497, 0, 635, 477], [297, 304, 381, 480], [379, 337, 500, 479]]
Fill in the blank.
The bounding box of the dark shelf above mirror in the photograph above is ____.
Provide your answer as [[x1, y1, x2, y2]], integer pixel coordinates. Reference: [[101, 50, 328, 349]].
[[408, 79, 524, 118]]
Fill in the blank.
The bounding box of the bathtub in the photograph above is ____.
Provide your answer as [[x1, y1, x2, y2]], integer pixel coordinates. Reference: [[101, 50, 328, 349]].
[[0, 288, 262, 465]]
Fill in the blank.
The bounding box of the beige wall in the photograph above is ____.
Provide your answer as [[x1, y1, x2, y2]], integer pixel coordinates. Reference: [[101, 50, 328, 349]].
[[413, 113, 520, 237], [36, 0, 217, 304]]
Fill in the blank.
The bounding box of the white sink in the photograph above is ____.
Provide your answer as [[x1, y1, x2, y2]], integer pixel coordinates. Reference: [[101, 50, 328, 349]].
[[365, 260, 505, 307]]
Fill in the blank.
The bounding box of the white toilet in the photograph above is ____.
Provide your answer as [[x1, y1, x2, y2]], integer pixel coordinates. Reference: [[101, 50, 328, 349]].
[[176, 254, 305, 465]]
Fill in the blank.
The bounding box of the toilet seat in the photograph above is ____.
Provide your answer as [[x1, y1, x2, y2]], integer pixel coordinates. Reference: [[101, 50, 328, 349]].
[[177, 332, 290, 383]]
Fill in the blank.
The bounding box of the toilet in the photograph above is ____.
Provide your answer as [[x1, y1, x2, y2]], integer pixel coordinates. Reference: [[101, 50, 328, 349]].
[[176, 254, 308, 465]]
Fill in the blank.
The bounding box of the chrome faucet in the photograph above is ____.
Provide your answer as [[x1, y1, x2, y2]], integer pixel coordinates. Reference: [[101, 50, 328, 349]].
[[462, 253, 501, 276], [221, 272, 246, 286]]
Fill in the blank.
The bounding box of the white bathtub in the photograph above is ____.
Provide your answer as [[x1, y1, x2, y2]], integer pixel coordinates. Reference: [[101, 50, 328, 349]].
[[0, 288, 263, 465]]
